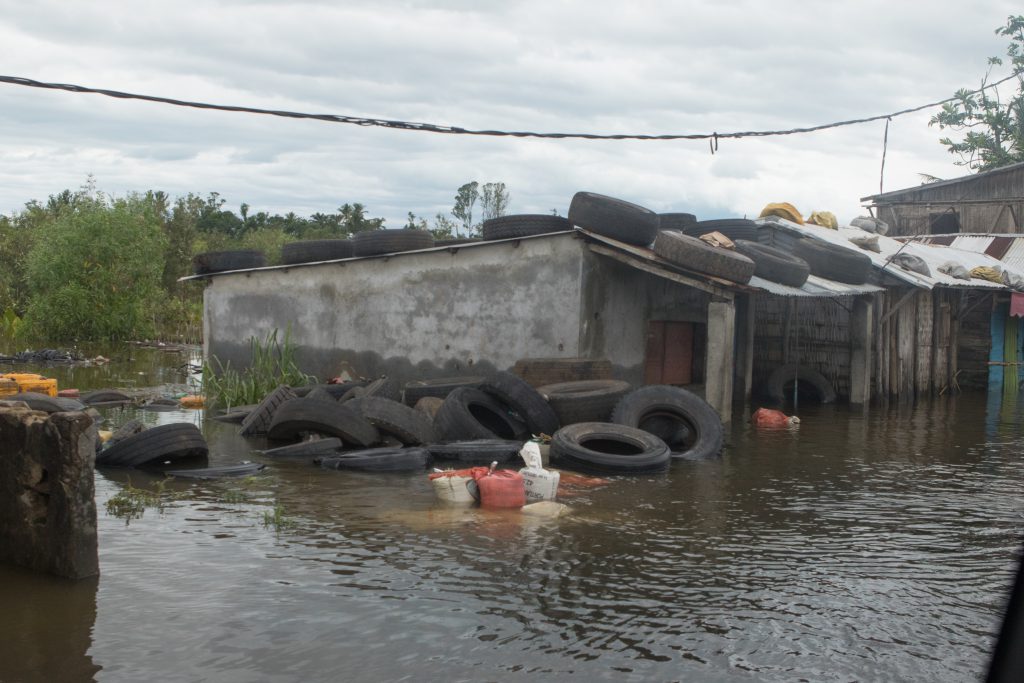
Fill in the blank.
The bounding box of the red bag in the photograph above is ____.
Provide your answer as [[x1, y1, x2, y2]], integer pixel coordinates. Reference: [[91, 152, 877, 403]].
[[752, 407, 796, 428], [473, 469, 526, 509]]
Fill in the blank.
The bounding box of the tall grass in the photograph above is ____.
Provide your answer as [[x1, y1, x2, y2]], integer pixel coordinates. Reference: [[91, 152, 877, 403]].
[[202, 327, 313, 407]]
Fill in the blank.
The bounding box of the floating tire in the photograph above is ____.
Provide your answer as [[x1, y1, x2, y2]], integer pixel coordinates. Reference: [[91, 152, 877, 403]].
[[426, 439, 525, 465], [96, 423, 208, 468], [568, 192, 660, 246], [166, 463, 266, 479], [281, 239, 353, 265], [210, 405, 255, 423], [733, 240, 810, 288], [402, 376, 485, 406], [238, 385, 297, 437], [611, 385, 724, 459], [537, 380, 632, 426], [479, 371, 560, 436], [351, 229, 434, 256], [8, 392, 85, 413], [358, 396, 437, 445], [81, 389, 132, 405], [683, 218, 759, 243], [192, 250, 266, 275], [792, 238, 872, 284], [434, 387, 530, 442], [550, 422, 670, 473], [653, 231, 756, 284], [481, 214, 570, 241], [267, 398, 379, 446], [260, 437, 344, 459], [317, 447, 432, 472], [764, 364, 837, 404]]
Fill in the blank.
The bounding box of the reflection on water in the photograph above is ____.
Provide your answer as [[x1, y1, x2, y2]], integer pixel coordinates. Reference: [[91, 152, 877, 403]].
[[1, 348, 1022, 682]]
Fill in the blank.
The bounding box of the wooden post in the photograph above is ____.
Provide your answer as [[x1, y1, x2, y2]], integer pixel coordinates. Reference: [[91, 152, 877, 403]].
[[732, 293, 755, 405], [850, 295, 873, 404], [705, 298, 735, 423]]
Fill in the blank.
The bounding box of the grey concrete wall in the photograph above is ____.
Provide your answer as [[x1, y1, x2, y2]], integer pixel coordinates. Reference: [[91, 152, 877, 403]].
[[204, 235, 586, 384]]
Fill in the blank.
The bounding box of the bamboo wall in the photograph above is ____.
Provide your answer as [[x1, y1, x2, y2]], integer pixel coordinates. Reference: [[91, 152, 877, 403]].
[[956, 291, 996, 391]]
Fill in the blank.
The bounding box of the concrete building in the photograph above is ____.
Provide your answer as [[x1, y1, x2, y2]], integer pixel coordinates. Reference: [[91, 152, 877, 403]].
[[190, 230, 750, 422]]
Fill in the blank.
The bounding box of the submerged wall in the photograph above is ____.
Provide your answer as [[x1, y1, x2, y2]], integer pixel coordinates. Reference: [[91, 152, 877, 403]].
[[0, 404, 99, 579], [204, 234, 587, 384]]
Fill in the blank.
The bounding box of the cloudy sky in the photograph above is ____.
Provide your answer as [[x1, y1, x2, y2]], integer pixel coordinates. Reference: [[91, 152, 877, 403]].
[[0, 0, 1019, 227]]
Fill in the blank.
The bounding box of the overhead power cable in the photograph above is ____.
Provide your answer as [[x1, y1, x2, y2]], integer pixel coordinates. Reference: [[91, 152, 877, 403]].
[[0, 72, 1020, 142]]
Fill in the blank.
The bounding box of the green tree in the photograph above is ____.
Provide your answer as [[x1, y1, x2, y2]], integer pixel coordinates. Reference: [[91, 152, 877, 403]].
[[930, 15, 1024, 171], [430, 213, 457, 239], [480, 182, 510, 221], [452, 182, 479, 236], [20, 194, 167, 341], [338, 202, 385, 233]]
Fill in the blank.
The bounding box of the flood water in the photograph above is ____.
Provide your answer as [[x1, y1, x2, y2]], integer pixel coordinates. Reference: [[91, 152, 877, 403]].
[[2, 346, 1023, 682]]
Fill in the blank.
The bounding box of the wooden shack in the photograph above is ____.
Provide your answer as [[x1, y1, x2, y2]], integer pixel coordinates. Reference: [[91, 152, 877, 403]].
[[862, 161, 1024, 237]]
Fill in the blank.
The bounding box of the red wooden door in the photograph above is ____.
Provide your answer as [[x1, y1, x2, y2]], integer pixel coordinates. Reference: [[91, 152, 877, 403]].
[[644, 321, 694, 385]]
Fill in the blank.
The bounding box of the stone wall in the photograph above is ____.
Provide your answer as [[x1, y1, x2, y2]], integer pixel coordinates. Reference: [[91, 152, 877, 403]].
[[0, 403, 99, 579]]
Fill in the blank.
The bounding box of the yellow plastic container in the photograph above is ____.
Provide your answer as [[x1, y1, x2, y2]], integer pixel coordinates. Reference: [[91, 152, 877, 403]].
[[0, 373, 58, 396], [0, 377, 18, 397], [180, 395, 205, 409]]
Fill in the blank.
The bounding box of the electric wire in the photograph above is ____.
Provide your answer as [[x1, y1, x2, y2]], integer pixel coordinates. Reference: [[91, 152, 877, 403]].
[[0, 71, 1019, 142]]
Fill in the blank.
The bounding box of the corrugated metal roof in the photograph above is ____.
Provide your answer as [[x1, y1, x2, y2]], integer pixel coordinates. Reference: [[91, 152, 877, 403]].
[[914, 233, 1024, 282], [748, 274, 883, 298], [756, 216, 1008, 290]]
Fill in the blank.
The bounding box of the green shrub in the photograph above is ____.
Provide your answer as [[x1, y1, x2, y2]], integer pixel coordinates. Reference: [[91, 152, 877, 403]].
[[203, 327, 313, 407]]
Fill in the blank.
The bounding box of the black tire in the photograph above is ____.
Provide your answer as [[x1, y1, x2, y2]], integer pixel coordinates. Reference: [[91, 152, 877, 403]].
[[192, 250, 266, 275], [611, 385, 724, 459], [402, 376, 485, 406], [568, 192, 660, 246], [792, 238, 872, 284], [537, 380, 632, 426], [733, 240, 810, 288], [653, 231, 756, 284], [261, 437, 344, 458], [238, 385, 297, 437], [658, 213, 697, 231], [166, 463, 266, 479], [511, 357, 613, 388], [267, 398, 380, 446], [358, 396, 437, 445], [482, 215, 570, 241], [316, 447, 432, 472], [141, 398, 180, 411], [764, 364, 837, 404], [354, 377, 401, 402], [683, 218, 759, 243], [434, 387, 530, 441], [210, 405, 255, 423], [550, 422, 670, 473], [304, 387, 337, 403], [426, 439, 525, 465], [293, 382, 368, 399], [97, 423, 208, 468], [351, 229, 434, 257], [479, 371, 560, 436], [81, 390, 131, 405], [435, 238, 483, 246], [281, 239, 353, 265], [8, 392, 85, 413]]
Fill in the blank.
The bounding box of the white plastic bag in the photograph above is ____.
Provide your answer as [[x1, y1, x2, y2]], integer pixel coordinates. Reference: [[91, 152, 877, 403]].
[[519, 442, 560, 503]]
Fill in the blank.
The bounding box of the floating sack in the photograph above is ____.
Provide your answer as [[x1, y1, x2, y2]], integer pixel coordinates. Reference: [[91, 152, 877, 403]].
[[891, 253, 931, 277], [970, 266, 1003, 283], [849, 234, 881, 253], [751, 407, 800, 428], [806, 210, 838, 229], [521, 501, 571, 518], [697, 231, 735, 250], [429, 467, 483, 504], [938, 261, 971, 280], [759, 202, 804, 224], [850, 216, 890, 235], [519, 442, 560, 503]]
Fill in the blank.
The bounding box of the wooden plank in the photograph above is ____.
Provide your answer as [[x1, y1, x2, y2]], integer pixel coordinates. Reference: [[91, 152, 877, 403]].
[[663, 322, 693, 385], [643, 321, 665, 385], [897, 293, 917, 397], [915, 291, 934, 394], [587, 243, 723, 296]]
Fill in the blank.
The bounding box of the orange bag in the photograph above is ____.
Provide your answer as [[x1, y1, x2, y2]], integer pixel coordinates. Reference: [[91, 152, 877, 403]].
[[752, 407, 798, 428], [473, 468, 526, 509]]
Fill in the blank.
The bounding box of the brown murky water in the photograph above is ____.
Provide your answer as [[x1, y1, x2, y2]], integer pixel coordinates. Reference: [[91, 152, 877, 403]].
[[1, 347, 1023, 682]]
